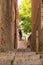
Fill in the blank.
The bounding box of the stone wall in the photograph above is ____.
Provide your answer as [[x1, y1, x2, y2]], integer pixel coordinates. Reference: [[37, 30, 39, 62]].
[[0, 0, 15, 51], [32, 0, 41, 51], [32, 0, 43, 52], [0, 0, 19, 51], [40, 1, 43, 51]]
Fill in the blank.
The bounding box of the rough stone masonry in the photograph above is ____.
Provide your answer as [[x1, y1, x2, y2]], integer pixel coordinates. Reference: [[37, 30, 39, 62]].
[[0, 50, 43, 65], [0, 0, 12, 51], [0, 0, 19, 51]]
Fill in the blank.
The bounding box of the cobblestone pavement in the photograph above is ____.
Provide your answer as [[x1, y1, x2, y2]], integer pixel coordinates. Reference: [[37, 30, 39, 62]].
[[0, 51, 43, 65]]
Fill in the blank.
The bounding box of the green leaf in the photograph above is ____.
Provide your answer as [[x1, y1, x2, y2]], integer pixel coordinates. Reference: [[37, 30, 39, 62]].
[[19, 0, 31, 34]]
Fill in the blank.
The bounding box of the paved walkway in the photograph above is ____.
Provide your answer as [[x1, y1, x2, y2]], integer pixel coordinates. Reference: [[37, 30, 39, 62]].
[[18, 40, 27, 49]]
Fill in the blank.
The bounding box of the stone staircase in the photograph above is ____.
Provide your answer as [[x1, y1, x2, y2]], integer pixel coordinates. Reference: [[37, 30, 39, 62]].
[[0, 50, 43, 65]]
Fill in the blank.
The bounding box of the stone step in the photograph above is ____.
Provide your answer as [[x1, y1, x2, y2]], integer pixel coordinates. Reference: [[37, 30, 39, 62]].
[[0, 51, 42, 65]]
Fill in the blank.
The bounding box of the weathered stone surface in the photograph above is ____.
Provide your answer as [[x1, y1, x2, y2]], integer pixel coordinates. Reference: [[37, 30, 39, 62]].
[[32, 0, 43, 52], [0, 0, 12, 50], [0, 51, 42, 65], [0, 0, 19, 50]]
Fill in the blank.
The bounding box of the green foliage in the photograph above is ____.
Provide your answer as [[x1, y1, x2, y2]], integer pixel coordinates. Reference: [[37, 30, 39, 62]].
[[19, 0, 31, 34]]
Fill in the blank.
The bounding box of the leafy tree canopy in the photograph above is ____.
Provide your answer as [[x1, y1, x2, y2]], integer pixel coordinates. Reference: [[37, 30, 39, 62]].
[[19, 0, 31, 34]]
